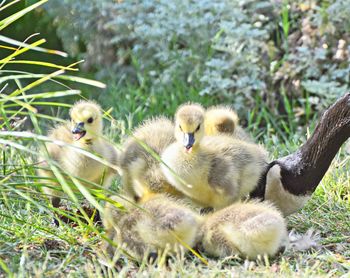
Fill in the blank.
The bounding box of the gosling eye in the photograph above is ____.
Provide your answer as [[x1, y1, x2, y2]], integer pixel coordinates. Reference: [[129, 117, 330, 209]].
[[179, 125, 183, 131], [195, 124, 201, 132], [87, 117, 94, 124]]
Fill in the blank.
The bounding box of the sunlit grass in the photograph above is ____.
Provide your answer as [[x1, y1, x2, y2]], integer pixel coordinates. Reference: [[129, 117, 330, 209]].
[[0, 158, 349, 276], [1, 94, 349, 276]]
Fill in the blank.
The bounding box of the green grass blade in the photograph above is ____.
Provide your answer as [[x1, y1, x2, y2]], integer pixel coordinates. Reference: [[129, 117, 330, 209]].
[[0, 132, 120, 173], [5, 60, 78, 71], [0, 0, 21, 12], [0, 72, 106, 88], [0, 38, 46, 68], [281, 0, 290, 39], [3, 101, 72, 109], [0, 0, 48, 31], [0, 93, 37, 112], [0, 89, 81, 102], [52, 74, 106, 88], [0, 257, 13, 277], [71, 177, 104, 212], [0, 34, 68, 57], [8, 69, 65, 97], [1, 110, 66, 124]]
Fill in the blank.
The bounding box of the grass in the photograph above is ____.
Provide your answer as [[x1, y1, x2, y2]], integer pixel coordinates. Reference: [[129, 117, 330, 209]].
[[0, 96, 349, 277]]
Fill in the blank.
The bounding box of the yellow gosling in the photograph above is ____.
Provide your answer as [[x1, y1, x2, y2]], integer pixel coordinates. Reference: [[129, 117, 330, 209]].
[[38, 100, 119, 207], [119, 117, 184, 203], [161, 103, 268, 210], [205, 105, 253, 142], [102, 193, 203, 261], [200, 201, 287, 259]]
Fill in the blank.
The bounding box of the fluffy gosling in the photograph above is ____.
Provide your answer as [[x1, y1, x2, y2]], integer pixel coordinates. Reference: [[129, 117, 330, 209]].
[[161, 103, 268, 210], [200, 201, 287, 259], [119, 117, 184, 203], [204, 105, 252, 142], [102, 194, 202, 261], [38, 100, 118, 207]]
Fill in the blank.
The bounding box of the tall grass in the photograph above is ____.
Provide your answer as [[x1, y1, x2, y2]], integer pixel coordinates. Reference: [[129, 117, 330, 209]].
[[0, 1, 124, 273]]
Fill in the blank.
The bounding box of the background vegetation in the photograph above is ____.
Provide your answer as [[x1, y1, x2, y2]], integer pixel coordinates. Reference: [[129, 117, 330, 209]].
[[0, 0, 349, 276], [45, 0, 350, 116]]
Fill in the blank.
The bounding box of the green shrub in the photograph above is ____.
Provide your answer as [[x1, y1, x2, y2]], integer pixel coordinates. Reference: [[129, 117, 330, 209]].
[[44, 0, 350, 115]]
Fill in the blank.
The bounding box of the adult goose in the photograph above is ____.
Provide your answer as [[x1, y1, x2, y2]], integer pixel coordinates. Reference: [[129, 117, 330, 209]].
[[250, 93, 350, 215]]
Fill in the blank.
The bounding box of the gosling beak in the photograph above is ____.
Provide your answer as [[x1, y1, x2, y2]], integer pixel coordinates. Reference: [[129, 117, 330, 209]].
[[72, 122, 86, 141], [183, 133, 195, 153]]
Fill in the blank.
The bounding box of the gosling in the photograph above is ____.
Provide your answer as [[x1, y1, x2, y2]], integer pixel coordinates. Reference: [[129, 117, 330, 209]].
[[200, 201, 287, 259], [102, 193, 202, 261], [119, 117, 184, 203], [38, 100, 119, 207], [161, 103, 268, 210], [205, 105, 253, 142]]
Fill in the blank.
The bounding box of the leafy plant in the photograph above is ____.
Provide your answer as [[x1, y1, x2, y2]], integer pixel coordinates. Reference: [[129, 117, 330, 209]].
[[40, 0, 350, 120]]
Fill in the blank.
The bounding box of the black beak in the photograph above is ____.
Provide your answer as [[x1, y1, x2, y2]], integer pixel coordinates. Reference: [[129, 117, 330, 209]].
[[183, 133, 195, 149], [72, 122, 85, 134]]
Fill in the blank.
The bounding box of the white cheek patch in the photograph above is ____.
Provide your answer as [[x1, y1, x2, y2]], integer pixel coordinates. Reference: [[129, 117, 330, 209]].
[[265, 165, 310, 216]]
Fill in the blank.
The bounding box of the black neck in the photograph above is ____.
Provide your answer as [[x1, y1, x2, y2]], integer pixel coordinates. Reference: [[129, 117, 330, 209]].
[[278, 93, 350, 195], [250, 93, 350, 199]]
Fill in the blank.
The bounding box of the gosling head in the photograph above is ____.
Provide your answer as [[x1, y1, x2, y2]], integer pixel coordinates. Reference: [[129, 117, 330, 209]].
[[204, 106, 238, 135], [69, 100, 103, 143], [175, 103, 205, 153]]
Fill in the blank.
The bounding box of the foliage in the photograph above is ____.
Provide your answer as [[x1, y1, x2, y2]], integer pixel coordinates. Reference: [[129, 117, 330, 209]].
[[45, 0, 228, 81], [277, 1, 350, 108], [44, 0, 350, 116], [200, 1, 275, 112]]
